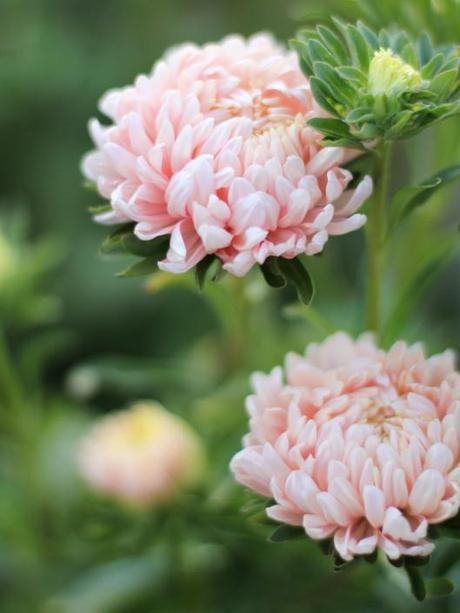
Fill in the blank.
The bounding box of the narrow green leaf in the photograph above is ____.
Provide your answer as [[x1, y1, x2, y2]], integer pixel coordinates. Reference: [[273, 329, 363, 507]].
[[430, 69, 458, 99], [310, 77, 341, 116], [99, 224, 135, 255], [268, 524, 305, 543], [116, 256, 162, 278], [356, 21, 379, 51], [313, 62, 356, 105], [386, 110, 413, 138], [346, 24, 371, 70], [122, 234, 169, 258], [260, 258, 287, 289], [389, 164, 460, 228], [336, 65, 367, 85], [426, 577, 454, 598], [195, 255, 218, 290], [317, 25, 349, 63], [307, 39, 338, 67], [418, 32, 435, 66], [405, 565, 426, 601], [308, 117, 351, 138], [346, 107, 374, 124], [277, 257, 315, 305], [421, 53, 445, 79], [88, 203, 112, 215], [382, 246, 454, 345]]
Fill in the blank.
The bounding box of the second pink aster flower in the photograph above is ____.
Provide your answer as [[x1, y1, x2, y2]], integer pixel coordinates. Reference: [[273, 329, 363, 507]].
[[231, 332, 460, 562], [82, 34, 372, 277]]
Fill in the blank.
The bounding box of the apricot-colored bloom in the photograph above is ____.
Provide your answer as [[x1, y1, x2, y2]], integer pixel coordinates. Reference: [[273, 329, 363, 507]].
[[231, 333, 460, 560], [79, 402, 204, 505], [82, 34, 372, 276]]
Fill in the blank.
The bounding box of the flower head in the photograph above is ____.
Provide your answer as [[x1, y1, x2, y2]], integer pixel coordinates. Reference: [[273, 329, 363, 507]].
[[368, 49, 424, 96], [79, 402, 205, 506], [231, 332, 460, 561], [83, 34, 371, 278]]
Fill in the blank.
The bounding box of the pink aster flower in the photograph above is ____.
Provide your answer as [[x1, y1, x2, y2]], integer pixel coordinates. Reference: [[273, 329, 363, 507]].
[[78, 402, 205, 506], [230, 332, 460, 561], [82, 34, 372, 277]]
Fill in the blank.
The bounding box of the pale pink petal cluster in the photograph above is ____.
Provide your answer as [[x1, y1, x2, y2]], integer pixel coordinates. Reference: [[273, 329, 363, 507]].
[[231, 332, 460, 560], [79, 402, 204, 505], [82, 34, 372, 276]]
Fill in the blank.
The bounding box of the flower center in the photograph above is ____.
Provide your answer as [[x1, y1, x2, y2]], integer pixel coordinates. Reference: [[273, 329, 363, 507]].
[[368, 48, 424, 96]]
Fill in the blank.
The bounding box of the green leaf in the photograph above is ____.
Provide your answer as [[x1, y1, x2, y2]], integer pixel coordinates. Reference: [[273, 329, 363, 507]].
[[386, 110, 413, 138], [418, 32, 435, 66], [389, 164, 460, 228], [307, 39, 338, 67], [382, 246, 454, 345], [426, 577, 454, 598], [310, 77, 341, 116], [356, 21, 379, 51], [336, 65, 367, 85], [260, 258, 287, 289], [88, 203, 112, 215], [421, 53, 445, 79], [405, 565, 426, 601], [313, 62, 356, 105], [116, 255, 162, 278], [345, 23, 371, 70], [99, 224, 135, 255], [317, 25, 349, 64], [122, 233, 169, 258], [430, 69, 458, 99], [268, 524, 305, 543], [308, 117, 351, 138], [277, 257, 315, 305], [195, 255, 218, 290]]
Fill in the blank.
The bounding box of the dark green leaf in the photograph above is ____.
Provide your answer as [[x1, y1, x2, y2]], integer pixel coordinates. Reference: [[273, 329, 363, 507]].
[[277, 257, 315, 305], [268, 524, 305, 543], [405, 565, 426, 601], [116, 256, 162, 278], [195, 255, 218, 290], [260, 258, 287, 289], [308, 118, 351, 138], [99, 224, 135, 255], [122, 233, 169, 258]]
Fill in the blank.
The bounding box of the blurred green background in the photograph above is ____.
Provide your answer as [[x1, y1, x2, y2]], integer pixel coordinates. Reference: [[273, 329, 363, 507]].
[[0, 0, 459, 611]]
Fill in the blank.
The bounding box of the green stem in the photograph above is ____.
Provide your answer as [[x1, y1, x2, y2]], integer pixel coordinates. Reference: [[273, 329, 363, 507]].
[[0, 327, 22, 410], [366, 142, 391, 336]]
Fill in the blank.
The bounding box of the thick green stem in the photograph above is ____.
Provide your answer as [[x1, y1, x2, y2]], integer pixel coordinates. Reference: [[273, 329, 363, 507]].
[[366, 142, 391, 336]]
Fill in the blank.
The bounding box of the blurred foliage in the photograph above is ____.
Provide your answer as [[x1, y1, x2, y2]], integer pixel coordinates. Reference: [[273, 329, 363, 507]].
[[0, 0, 459, 612]]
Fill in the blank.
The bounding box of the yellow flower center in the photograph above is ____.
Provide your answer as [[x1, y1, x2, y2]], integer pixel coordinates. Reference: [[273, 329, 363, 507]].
[[368, 48, 424, 96]]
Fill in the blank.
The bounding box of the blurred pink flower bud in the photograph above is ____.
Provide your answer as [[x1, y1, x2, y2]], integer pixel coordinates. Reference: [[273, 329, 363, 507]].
[[79, 402, 205, 506]]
